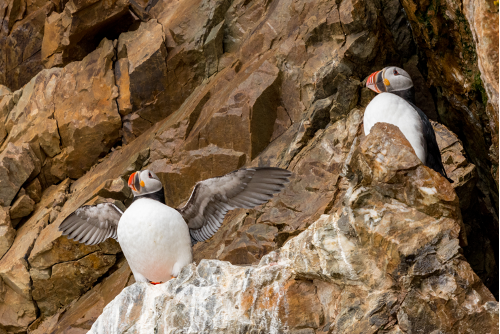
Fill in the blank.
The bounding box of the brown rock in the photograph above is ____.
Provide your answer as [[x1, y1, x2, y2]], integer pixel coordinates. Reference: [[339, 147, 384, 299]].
[[28, 259, 132, 333], [0, 0, 26, 37], [0, 206, 49, 331], [204, 20, 225, 77], [2, 3, 54, 91], [31, 251, 117, 317], [399, 0, 498, 276], [0, 86, 11, 97], [1, 67, 62, 158], [41, 0, 135, 67], [463, 0, 499, 184], [185, 59, 281, 161], [122, 112, 153, 145], [0, 278, 37, 332], [9, 193, 35, 220], [0, 142, 41, 206], [0, 207, 15, 259], [25, 178, 42, 203], [116, 20, 168, 120], [48, 39, 122, 181]]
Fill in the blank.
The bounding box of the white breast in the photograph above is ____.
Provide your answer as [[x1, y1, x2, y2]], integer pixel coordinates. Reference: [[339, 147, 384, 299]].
[[363, 93, 427, 164], [117, 198, 192, 282]]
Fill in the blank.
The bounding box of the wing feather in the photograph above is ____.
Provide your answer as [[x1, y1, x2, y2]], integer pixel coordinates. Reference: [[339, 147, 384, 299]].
[[177, 167, 291, 243], [59, 203, 122, 245]]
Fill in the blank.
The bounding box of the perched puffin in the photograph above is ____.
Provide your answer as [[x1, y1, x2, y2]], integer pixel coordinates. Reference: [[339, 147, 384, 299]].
[[59, 167, 291, 284], [365, 66, 451, 181]]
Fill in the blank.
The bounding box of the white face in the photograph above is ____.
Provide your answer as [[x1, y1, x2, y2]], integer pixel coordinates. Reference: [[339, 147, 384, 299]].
[[128, 170, 163, 196], [382, 66, 413, 92]]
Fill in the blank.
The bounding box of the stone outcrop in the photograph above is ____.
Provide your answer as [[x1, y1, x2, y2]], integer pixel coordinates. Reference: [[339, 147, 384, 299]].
[[399, 0, 499, 279], [0, 142, 40, 207], [89, 123, 498, 333], [0, 0, 497, 330], [40, 0, 135, 68]]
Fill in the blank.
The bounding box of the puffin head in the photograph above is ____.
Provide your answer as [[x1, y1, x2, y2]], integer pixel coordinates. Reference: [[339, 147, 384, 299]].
[[366, 67, 414, 100], [128, 170, 162, 196]]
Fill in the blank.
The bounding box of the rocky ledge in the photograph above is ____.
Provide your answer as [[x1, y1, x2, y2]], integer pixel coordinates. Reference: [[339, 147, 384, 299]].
[[89, 123, 498, 334], [0, 0, 498, 329]]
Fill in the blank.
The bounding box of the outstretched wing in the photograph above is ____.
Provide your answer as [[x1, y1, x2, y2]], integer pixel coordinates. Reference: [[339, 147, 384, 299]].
[[177, 167, 291, 243], [58, 203, 123, 246]]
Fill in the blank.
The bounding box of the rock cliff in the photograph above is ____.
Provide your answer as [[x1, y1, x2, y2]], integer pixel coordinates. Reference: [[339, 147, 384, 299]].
[[0, 0, 497, 331]]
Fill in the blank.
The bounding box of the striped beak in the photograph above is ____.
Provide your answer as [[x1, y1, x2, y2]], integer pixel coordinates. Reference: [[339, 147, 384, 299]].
[[366, 70, 386, 93], [128, 172, 141, 193]]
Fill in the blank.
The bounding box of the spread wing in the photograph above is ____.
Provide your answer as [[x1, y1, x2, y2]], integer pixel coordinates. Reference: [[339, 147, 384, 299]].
[[58, 203, 122, 246], [177, 167, 291, 243]]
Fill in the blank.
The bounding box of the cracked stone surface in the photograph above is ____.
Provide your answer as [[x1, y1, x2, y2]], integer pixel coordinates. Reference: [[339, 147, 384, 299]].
[[0, 0, 497, 330]]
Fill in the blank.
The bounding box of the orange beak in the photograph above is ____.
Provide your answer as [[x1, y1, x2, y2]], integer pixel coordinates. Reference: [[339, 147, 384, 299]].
[[128, 172, 139, 192], [366, 70, 385, 93]]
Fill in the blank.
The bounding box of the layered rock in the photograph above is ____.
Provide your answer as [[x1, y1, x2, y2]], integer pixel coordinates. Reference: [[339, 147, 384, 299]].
[[89, 123, 498, 334], [0, 0, 496, 329], [398, 0, 499, 284], [41, 0, 136, 67]]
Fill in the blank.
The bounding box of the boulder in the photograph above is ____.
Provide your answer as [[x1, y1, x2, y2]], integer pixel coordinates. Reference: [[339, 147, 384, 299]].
[[1, 67, 62, 155], [184, 59, 281, 161], [28, 259, 132, 333], [1, 3, 54, 90], [463, 0, 499, 183], [0, 207, 15, 259], [25, 178, 42, 203], [47, 38, 122, 181], [115, 20, 168, 119], [9, 193, 35, 220], [399, 0, 499, 273], [89, 123, 499, 334], [0, 142, 40, 206], [41, 0, 135, 67]]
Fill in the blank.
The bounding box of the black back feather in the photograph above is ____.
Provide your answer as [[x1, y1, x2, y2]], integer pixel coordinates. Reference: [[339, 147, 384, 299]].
[[408, 101, 453, 183]]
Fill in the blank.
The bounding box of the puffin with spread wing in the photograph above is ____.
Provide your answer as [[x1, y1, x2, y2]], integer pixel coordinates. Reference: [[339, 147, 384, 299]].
[[59, 167, 291, 284]]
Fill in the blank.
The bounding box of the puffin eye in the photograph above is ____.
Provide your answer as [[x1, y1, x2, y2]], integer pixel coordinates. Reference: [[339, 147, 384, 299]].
[[393, 69, 399, 75], [148, 172, 153, 178]]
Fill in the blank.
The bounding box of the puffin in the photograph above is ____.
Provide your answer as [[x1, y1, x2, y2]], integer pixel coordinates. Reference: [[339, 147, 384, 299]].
[[58, 167, 291, 284], [365, 66, 451, 181]]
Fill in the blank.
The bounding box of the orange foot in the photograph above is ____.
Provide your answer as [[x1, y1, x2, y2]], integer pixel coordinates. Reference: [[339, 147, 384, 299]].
[[150, 276, 176, 285]]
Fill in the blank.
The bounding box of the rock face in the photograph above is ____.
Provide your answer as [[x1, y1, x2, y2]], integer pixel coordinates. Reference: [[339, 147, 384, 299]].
[[90, 123, 498, 334], [0, 0, 497, 330]]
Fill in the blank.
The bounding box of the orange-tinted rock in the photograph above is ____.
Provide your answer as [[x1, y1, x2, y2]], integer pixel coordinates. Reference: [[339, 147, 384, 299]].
[[0, 207, 15, 259], [47, 39, 122, 181], [1, 67, 62, 158], [41, 0, 135, 67], [25, 178, 42, 203], [399, 0, 498, 272], [0, 278, 38, 332], [28, 259, 132, 334], [9, 193, 35, 220], [185, 59, 281, 161], [0, 142, 41, 206], [116, 20, 168, 124], [2, 3, 53, 91], [463, 0, 499, 184]]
